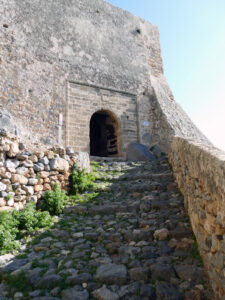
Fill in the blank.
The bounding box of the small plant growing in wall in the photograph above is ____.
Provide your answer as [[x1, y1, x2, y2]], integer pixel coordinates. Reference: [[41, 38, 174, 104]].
[[5, 194, 12, 201]]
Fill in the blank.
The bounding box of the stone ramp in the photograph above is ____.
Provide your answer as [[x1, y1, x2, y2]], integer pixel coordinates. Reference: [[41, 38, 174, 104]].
[[0, 159, 212, 299]]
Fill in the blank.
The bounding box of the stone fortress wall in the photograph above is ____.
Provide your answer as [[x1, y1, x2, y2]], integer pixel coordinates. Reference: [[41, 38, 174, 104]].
[[169, 138, 225, 299], [0, 0, 225, 298], [0, 0, 207, 154], [151, 75, 225, 298], [0, 0, 162, 153]]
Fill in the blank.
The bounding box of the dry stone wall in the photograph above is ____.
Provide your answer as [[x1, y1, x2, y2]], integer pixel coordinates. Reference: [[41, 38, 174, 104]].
[[169, 137, 225, 299], [0, 130, 90, 211]]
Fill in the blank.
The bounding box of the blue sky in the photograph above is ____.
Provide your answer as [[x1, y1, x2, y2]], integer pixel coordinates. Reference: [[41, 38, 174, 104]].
[[107, 0, 225, 151]]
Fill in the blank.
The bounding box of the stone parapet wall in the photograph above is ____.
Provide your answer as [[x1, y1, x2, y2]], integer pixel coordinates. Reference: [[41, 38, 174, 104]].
[[169, 136, 225, 299], [149, 75, 211, 152], [0, 131, 90, 211]]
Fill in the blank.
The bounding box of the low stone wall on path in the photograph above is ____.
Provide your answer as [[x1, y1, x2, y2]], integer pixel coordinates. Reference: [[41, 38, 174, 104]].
[[0, 130, 90, 211], [169, 136, 225, 299]]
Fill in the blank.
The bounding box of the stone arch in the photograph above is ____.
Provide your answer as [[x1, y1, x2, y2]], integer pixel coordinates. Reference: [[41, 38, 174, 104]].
[[89, 109, 122, 157]]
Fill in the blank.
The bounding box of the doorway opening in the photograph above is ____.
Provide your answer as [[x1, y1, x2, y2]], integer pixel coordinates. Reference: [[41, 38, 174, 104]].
[[90, 110, 121, 157]]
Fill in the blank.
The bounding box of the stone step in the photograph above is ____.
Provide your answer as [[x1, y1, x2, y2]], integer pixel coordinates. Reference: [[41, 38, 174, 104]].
[[102, 182, 177, 194], [0, 158, 212, 300], [96, 172, 174, 182], [90, 156, 127, 162]]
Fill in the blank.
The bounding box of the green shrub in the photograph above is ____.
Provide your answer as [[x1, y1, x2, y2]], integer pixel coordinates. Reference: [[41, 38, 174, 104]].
[[41, 183, 69, 215], [35, 210, 53, 228], [13, 202, 53, 232], [69, 164, 95, 195], [0, 212, 19, 254], [0, 203, 53, 254]]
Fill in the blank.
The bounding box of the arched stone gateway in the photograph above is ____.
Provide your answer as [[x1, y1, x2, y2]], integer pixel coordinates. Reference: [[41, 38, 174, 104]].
[[90, 110, 122, 157]]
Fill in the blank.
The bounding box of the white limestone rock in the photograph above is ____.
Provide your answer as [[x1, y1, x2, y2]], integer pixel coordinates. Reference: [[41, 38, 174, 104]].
[[0, 182, 6, 192], [11, 174, 28, 185], [49, 157, 69, 172]]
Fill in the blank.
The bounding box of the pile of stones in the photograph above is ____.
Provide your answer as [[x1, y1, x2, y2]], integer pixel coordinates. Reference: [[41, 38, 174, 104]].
[[0, 130, 90, 211]]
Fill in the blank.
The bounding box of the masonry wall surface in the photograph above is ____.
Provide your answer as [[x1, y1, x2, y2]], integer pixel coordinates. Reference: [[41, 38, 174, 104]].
[[0, 131, 90, 211], [66, 82, 138, 155], [0, 0, 206, 153], [0, 0, 163, 151], [148, 72, 225, 299], [169, 137, 225, 299]]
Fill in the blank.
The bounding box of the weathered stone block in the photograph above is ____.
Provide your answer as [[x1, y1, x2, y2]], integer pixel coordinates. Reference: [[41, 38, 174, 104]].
[[11, 174, 28, 185], [49, 158, 69, 172]]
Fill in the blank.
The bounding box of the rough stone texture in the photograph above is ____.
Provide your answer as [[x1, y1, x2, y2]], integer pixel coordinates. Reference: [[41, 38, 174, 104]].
[[95, 263, 127, 285], [0, 0, 162, 153], [126, 142, 156, 162], [67, 82, 138, 154], [0, 131, 90, 210], [0, 0, 208, 156], [61, 288, 89, 300], [149, 76, 211, 152], [0, 110, 20, 137], [0, 159, 212, 299], [154, 228, 170, 241], [93, 286, 119, 300], [169, 136, 225, 299], [49, 158, 70, 172]]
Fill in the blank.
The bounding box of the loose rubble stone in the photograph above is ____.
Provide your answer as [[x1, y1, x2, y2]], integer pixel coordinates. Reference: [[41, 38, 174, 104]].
[[11, 174, 28, 185], [129, 267, 148, 281], [93, 286, 119, 300], [5, 159, 20, 169], [16, 167, 29, 175], [66, 273, 92, 285], [36, 275, 63, 289], [150, 263, 176, 282], [156, 281, 183, 300], [140, 284, 155, 297], [61, 288, 89, 300], [0, 182, 6, 191], [154, 228, 170, 240], [95, 264, 128, 285], [49, 158, 69, 172], [33, 163, 45, 172]]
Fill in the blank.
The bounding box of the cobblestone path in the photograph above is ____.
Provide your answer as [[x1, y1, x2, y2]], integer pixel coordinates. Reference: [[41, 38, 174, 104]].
[[0, 158, 211, 299]]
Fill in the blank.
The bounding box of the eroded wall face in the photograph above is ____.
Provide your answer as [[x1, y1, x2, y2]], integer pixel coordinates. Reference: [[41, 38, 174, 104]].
[[169, 137, 225, 299], [0, 0, 164, 148], [66, 82, 138, 156]]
